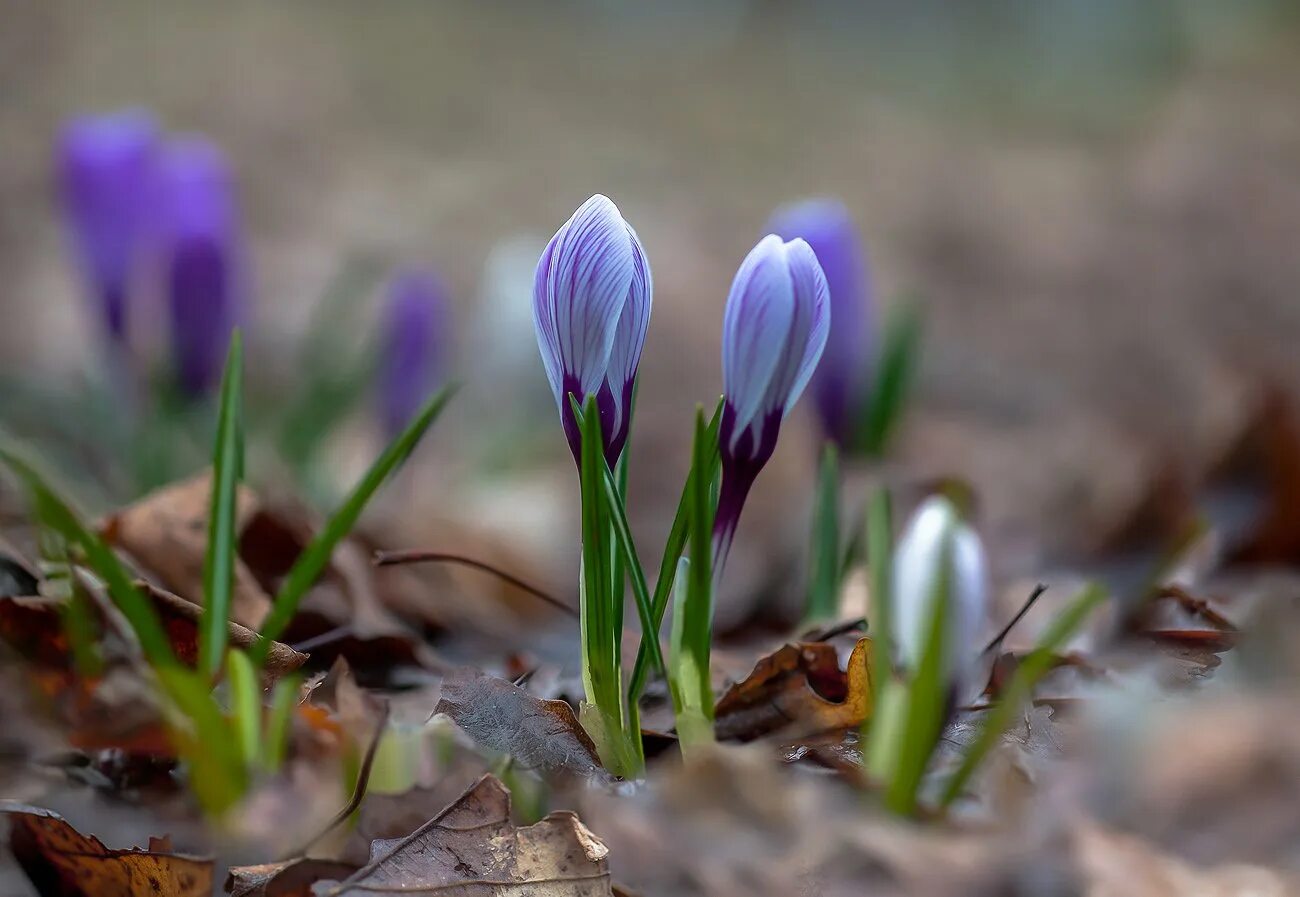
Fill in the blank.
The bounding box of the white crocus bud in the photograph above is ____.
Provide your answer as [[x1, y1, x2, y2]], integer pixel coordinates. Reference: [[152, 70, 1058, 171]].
[[890, 496, 988, 694]]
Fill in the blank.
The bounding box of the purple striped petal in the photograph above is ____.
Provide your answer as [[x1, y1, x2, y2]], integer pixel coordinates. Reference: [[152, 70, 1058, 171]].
[[56, 109, 159, 342], [156, 137, 243, 397], [533, 194, 650, 465], [378, 267, 448, 438], [769, 199, 872, 445], [781, 237, 830, 415]]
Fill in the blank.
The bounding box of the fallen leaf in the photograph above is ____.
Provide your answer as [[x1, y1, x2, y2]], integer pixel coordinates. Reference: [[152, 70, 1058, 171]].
[[316, 774, 612, 897], [433, 668, 606, 781], [100, 473, 272, 628], [225, 859, 358, 897], [2, 802, 212, 897], [713, 637, 873, 741], [141, 582, 308, 680]]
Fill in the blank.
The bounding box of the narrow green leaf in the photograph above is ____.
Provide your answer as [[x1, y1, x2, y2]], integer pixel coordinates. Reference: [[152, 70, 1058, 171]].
[[939, 584, 1107, 807], [156, 666, 248, 814], [669, 407, 718, 748], [263, 674, 299, 773], [804, 442, 841, 624], [865, 488, 894, 718], [0, 448, 176, 669], [626, 397, 723, 706], [254, 384, 457, 660], [226, 648, 262, 768], [859, 300, 921, 457], [200, 332, 244, 678], [600, 467, 667, 682]]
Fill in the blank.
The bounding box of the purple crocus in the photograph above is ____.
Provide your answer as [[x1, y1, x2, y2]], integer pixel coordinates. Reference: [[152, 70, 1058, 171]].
[[768, 199, 872, 447], [56, 109, 159, 343], [155, 137, 242, 397], [377, 268, 448, 438], [715, 235, 829, 569], [533, 194, 652, 467]]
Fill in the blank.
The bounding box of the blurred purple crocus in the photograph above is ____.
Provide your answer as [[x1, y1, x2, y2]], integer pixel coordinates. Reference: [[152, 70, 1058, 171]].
[[156, 137, 242, 397], [378, 268, 448, 438], [768, 199, 872, 447], [56, 109, 159, 343], [715, 235, 829, 569], [533, 194, 652, 467]]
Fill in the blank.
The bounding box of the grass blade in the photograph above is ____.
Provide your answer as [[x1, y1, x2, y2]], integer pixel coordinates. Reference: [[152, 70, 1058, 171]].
[[804, 442, 841, 624], [226, 648, 261, 768], [669, 408, 718, 748], [858, 300, 921, 457], [253, 384, 456, 660], [626, 398, 722, 706], [938, 583, 1106, 807], [0, 447, 176, 669], [600, 466, 667, 682], [262, 674, 299, 773], [865, 488, 894, 722], [200, 332, 244, 678]]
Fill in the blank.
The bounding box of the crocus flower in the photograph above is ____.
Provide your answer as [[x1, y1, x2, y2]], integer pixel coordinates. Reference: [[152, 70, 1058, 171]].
[[891, 495, 988, 694], [156, 137, 242, 397], [533, 194, 651, 466], [56, 109, 159, 343], [377, 267, 448, 438], [714, 235, 829, 569], [768, 199, 872, 447]]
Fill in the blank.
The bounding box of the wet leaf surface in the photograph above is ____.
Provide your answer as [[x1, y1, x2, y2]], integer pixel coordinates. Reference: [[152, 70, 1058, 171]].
[[2, 802, 212, 897]]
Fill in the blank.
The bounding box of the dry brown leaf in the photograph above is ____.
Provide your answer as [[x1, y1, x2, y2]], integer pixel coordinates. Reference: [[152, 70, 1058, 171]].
[[434, 667, 607, 781], [100, 473, 272, 628], [141, 582, 308, 680], [316, 774, 612, 897], [714, 637, 873, 742], [225, 859, 357, 897], [2, 802, 212, 897]]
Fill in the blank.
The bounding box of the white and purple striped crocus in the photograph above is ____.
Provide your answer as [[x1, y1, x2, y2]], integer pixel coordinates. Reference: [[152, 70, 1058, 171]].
[[533, 194, 651, 466], [768, 199, 872, 447], [56, 109, 159, 343], [156, 137, 243, 397], [378, 268, 448, 438], [891, 496, 988, 697], [715, 235, 830, 569]]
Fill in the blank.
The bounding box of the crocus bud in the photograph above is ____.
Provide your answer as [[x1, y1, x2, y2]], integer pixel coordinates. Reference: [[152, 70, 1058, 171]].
[[533, 194, 651, 466], [377, 268, 448, 438], [714, 235, 829, 568], [891, 496, 988, 693], [768, 199, 872, 447], [56, 109, 159, 343], [156, 137, 242, 397]]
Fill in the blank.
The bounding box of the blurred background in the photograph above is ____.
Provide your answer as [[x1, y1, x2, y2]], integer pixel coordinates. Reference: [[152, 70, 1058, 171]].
[[3, 0, 1299, 627]]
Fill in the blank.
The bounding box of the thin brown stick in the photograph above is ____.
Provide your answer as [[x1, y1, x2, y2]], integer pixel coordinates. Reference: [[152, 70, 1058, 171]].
[[286, 700, 391, 859], [981, 583, 1048, 655], [373, 549, 578, 618]]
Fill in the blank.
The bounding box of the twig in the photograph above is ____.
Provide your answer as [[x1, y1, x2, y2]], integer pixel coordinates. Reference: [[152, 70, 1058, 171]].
[[981, 583, 1048, 655], [373, 549, 578, 618], [286, 700, 391, 859], [289, 624, 355, 654]]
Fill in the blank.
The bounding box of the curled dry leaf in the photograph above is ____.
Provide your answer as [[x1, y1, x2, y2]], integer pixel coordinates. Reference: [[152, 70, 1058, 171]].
[[714, 637, 873, 742], [316, 774, 612, 897], [225, 859, 358, 897], [433, 667, 607, 781], [100, 473, 272, 628], [2, 802, 212, 897]]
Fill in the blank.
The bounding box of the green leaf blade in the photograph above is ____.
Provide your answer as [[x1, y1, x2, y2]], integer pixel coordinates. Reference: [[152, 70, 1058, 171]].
[[200, 331, 244, 679]]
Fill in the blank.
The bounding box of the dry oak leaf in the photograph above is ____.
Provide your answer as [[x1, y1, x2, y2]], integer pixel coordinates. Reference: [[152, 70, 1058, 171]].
[[434, 667, 606, 781], [2, 802, 212, 897], [714, 637, 873, 742], [225, 859, 358, 897], [316, 774, 612, 897], [100, 472, 273, 628]]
